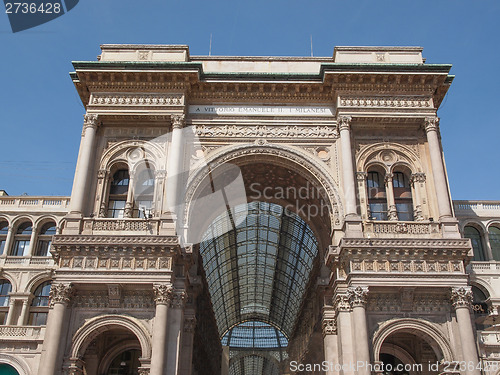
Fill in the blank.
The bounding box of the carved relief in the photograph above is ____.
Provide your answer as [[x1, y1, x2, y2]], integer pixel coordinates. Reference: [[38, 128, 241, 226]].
[[90, 93, 183, 106], [339, 96, 432, 108], [153, 284, 173, 305], [347, 286, 369, 307], [322, 318, 337, 335], [451, 286, 473, 309], [49, 283, 74, 307], [194, 124, 338, 139]]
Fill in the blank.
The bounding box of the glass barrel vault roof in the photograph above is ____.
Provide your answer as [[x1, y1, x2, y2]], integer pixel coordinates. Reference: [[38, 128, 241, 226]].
[[199, 201, 319, 339]]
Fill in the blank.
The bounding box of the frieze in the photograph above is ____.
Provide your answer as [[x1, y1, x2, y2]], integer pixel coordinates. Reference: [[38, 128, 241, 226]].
[[89, 93, 184, 106], [57, 255, 173, 271], [194, 124, 339, 139], [339, 96, 432, 108]]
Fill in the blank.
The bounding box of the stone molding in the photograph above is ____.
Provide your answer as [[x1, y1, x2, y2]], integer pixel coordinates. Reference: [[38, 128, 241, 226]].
[[49, 283, 74, 307], [410, 172, 426, 184], [153, 284, 173, 305], [347, 286, 369, 307], [89, 93, 183, 107], [451, 286, 473, 309], [339, 96, 433, 109], [194, 124, 339, 139]]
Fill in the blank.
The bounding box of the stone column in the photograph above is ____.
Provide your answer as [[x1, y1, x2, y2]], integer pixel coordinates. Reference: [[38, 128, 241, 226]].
[[69, 114, 99, 215], [5, 297, 16, 325], [151, 284, 172, 375], [410, 173, 425, 221], [166, 290, 186, 375], [338, 116, 357, 217], [39, 283, 73, 375], [483, 230, 494, 261], [27, 224, 37, 256], [96, 169, 109, 217], [124, 170, 136, 218], [385, 173, 398, 221], [1, 226, 14, 257], [165, 114, 185, 216], [424, 117, 453, 219], [179, 315, 196, 375], [335, 293, 355, 375], [322, 309, 339, 375], [19, 298, 30, 325], [153, 170, 167, 217], [356, 172, 369, 220], [451, 287, 480, 375], [348, 286, 371, 375]]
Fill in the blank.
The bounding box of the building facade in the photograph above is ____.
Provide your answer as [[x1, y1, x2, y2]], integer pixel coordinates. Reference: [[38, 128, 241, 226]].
[[0, 44, 499, 375]]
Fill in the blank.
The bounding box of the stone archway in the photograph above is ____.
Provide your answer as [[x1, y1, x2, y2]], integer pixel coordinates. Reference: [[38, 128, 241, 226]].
[[0, 354, 30, 375], [373, 319, 454, 375], [68, 315, 152, 374]]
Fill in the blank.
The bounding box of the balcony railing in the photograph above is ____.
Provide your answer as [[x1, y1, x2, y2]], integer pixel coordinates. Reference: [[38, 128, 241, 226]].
[[454, 200, 500, 217], [0, 196, 70, 212], [363, 221, 441, 238], [0, 256, 55, 267], [466, 261, 500, 273], [479, 331, 500, 346], [0, 325, 44, 340]]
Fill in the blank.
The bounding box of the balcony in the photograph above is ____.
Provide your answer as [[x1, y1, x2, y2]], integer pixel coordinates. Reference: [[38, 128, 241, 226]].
[[82, 218, 161, 235], [466, 261, 500, 274], [0, 196, 70, 213]]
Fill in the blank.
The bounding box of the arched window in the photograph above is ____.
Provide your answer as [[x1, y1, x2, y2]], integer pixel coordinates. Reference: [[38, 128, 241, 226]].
[[35, 222, 56, 257], [29, 281, 51, 326], [464, 226, 486, 261], [0, 279, 12, 325], [10, 222, 32, 256], [107, 170, 130, 218], [0, 221, 8, 255], [134, 168, 155, 218], [393, 172, 414, 221], [367, 171, 387, 220], [488, 226, 500, 261]]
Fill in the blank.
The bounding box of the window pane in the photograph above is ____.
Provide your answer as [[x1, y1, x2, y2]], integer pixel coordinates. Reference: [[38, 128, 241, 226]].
[[40, 223, 56, 235], [0, 240, 5, 255], [396, 203, 414, 221], [16, 222, 32, 235], [108, 200, 126, 218], [110, 170, 130, 195], [369, 202, 388, 221], [12, 240, 30, 256], [29, 312, 48, 326], [36, 240, 51, 256], [0, 222, 8, 235], [464, 226, 486, 261], [489, 227, 500, 261]]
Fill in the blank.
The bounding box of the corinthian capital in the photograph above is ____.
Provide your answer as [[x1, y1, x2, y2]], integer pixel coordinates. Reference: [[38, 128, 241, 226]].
[[337, 115, 352, 132], [451, 286, 473, 309], [348, 286, 369, 307], [334, 293, 352, 312], [424, 116, 440, 133], [83, 113, 99, 129], [322, 318, 337, 336], [153, 284, 173, 305], [170, 290, 187, 309], [49, 283, 74, 307], [171, 114, 185, 130]]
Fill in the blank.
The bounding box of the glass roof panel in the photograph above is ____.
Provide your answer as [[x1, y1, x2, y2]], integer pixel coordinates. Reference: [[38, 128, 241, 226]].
[[200, 201, 318, 338]]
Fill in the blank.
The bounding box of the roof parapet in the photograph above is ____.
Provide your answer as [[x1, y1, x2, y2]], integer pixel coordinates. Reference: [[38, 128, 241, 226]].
[[333, 46, 424, 64]]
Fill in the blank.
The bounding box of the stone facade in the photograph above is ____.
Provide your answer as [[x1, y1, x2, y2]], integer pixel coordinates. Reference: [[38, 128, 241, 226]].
[[0, 44, 498, 375]]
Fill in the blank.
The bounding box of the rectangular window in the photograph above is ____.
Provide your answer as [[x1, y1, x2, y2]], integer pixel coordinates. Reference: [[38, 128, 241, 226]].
[[12, 240, 29, 256], [29, 312, 48, 326], [369, 202, 388, 221], [396, 203, 414, 221], [107, 200, 126, 218], [35, 240, 51, 256], [134, 199, 152, 218]]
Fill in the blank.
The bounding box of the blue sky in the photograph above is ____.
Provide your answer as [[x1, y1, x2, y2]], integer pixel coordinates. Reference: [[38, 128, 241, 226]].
[[0, 0, 499, 200]]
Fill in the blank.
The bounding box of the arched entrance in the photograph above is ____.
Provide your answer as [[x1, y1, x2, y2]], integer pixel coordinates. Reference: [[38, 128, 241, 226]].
[[186, 148, 342, 374], [373, 319, 454, 375], [69, 315, 152, 374]]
